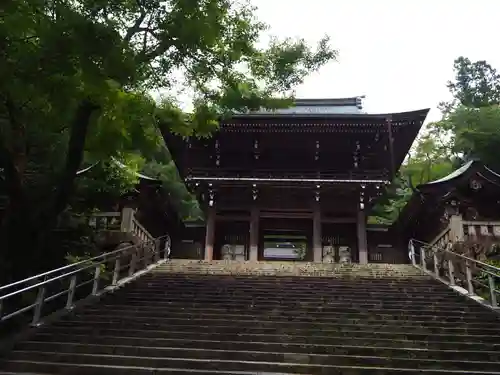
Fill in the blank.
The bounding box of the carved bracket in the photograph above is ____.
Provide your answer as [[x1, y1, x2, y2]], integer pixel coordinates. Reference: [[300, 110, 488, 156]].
[[252, 184, 258, 201], [208, 183, 216, 207], [253, 139, 260, 160], [353, 140, 360, 168], [215, 139, 221, 166], [359, 184, 366, 210]]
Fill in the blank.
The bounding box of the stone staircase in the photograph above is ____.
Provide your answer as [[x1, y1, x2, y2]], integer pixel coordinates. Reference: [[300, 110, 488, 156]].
[[2, 260, 500, 374]]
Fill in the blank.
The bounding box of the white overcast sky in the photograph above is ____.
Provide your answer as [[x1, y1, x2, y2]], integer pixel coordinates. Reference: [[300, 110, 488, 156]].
[[251, 0, 500, 123]]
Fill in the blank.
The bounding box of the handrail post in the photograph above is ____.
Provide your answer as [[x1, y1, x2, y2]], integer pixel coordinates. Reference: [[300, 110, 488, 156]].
[[66, 275, 77, 310], [448, 259, 455, 286], [112, 258, 120, 285], [164, 235, 171, 261], [31, 285, 46, 326], [129, 248, 137, 276], [146, 242, 152, 266], [433, 251, 439, 277], [466, 260, 474, 295], [409, 240, 416, 266], [150, 242, 156, 264], [488, 274, 498, 308], [420, 247, 426, 270], [154, 239, 160, 262], [92, 265, 101, 296]]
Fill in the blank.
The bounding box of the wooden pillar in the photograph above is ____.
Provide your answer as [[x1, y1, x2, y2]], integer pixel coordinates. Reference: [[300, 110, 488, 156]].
[[249, 207, 259, 261], [357, 208, 368, 264], [204, 207, 215, 261], [313, 204, 322, 263], [386, 117, 395, 178]]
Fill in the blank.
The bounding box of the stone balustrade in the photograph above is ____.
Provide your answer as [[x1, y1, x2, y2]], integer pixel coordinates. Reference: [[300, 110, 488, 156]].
[[86, 208, 155, 245], [429, 215, 500, 249]]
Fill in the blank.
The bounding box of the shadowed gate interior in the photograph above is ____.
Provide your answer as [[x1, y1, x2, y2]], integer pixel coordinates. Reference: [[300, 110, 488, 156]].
[[259, 217, 312, 261]]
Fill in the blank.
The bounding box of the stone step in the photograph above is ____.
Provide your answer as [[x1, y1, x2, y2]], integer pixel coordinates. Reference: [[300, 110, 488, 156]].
[[4, 359, 500, 375], [60, 311, 500, 334], [120, 285, 459, 295], [89, 300, 490, 314], [110, 288, 474, 301], [159, 260, 420, 269], [130, 283, 448, 292], [146, 273, 430, 282], [27, 330, 500, 352], [105, 293, 483, 307], [2, 266, 500, 374], [125, 279, 451, 290], [6, 350, 500, 373], [44, 319, 500, 344], [50, 315, 500, 330], [10, 343, 500, 372], [133, 283, 440, 292], [24, 333, 500, 361], [118, 290, 461, 301], [152, 271, 428, 278], [65, 309, 498, 324], [136, 274, 437, 282], [74, 305, 497, 320], [151, 263, 427, 278], [108, 293, 480, 305], [156, 262, 423, 272]]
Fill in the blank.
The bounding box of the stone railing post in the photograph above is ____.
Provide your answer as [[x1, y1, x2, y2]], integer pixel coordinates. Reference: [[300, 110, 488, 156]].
[[120, 207, 135, 233], [449, 214, 464, 243]]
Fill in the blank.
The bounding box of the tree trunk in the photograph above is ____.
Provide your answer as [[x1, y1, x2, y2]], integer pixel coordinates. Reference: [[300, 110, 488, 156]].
[[0, 100, 99, 283]]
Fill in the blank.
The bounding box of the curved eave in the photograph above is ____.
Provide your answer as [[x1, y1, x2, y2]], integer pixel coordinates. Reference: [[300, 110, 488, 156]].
[[418, 160, 475, 189], [417, 160, 500, 193]]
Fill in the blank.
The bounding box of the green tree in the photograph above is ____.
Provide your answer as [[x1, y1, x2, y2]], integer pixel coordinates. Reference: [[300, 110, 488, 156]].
[[369, 131, 454, 225], [435, 56, 500, 170], [370, 56, 500, 225], [441, 56, 500, 112], [0, 0, 337, 280]]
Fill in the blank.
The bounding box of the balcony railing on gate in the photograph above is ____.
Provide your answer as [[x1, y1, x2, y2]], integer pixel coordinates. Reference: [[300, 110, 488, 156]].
[[409, 238, 500, 309], [0, 235, 167, 332]]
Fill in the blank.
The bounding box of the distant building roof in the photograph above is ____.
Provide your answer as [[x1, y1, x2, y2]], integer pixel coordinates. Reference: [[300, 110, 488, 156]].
[[228, 96, 429, 120], [394, 160, 500, 233], [76, 158, 160, 182], [254, 97, 365, 115]]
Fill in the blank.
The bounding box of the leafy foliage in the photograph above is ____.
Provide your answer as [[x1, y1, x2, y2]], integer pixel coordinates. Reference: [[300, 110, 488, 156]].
[[0, 0, 336, 280], [370, 56, 500, 225]]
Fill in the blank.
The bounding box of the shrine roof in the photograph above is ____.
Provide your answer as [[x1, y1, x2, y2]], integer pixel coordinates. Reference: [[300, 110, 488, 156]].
[[76, 158, 160, 182], [416, 159, 500, 192], [237, 97, 365, 117], [393, 160, 500, 231], [229, 101, 429, 120]]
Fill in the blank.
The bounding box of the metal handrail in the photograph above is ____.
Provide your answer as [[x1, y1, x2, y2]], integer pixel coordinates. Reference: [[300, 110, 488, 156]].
[[410, 238, 500, 274], [0, 237, 155, 293], [0, 235, 169, 327], [409, 238, 500, 309]]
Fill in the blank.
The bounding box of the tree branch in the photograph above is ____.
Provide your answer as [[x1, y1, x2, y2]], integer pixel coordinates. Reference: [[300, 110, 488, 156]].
[[124, 11, 147, 43]]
